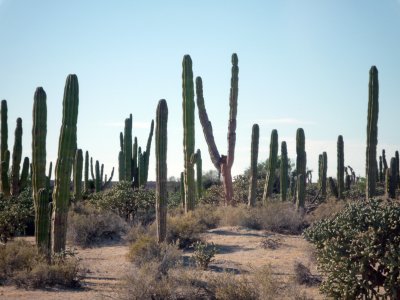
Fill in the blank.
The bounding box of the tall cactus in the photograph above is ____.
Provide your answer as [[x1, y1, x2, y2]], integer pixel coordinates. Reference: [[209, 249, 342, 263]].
[[382, 149, 388, 175], [0, 150, 10, 196], [321, 152, 327, 197], [396, 150, 400, 188], [337, 135, 344, 199], [10, 118, 23, 196], [51, 74, 79, 254], [123, 117, 132, 181], [296, 128, 306, 208], [263, 129, 278, 202], [180, 171, 185, 209], [196, 53, 239, 206], [280, 141, 288, 202], [118, 150, 125, 182], [366, 66, 379, 199], [95, 160, 101, 192], [191, 149, 203, 201], [143, 120, 154, 184], [46, 161, 52, 191], [182, 55, 196, 211], [19, 157, 29, 191], [0, 100, 8, 194], [132, 137, 138, 187], [155, 99, 168, 243], [248, 124, 259, 206], [73, 149, 83, 201], [387, 157, 397, 198], [379, 156, 383, 183], [36, 188, 50, 255], [84, 151, 89, 193]]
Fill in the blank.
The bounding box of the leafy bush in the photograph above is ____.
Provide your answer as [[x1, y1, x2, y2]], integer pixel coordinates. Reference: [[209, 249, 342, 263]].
[[0, 240, 82, 288], [67, 203, 127, 247], [304, 199, 400, 299], [90, 182, 155, 224], [0, 188, 35, 242], [192, 241, 218, 270]]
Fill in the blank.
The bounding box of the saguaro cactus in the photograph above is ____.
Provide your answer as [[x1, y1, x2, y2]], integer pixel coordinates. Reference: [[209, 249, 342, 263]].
[[84, 151, 89, 193], [73, 149, 83, 201], [123, 117, 132, 181], [280, 141, 288, 202], [182, 55, 196, 211], [263, 129, 278, 202], [32, 86, 48, 252], [1, 150, 10, 196], [321, 152, 327, 197], [387, 157, 397, 198], [0, 99, 8, 194], [366, 66, 379, 199], [180, 171, 185, 209], [337, 135, 344, 199], [51, 74, 79, 254], [196, 53, 239, 205], [248, 124, 259, 206], [19, 157, 29, 191], [143, 120, 154, 184], [155, 99, 168, 243], [379, 156, 383, 183], [296, 128, 306, 208], [191, 149, 203, 201], [10, 118, 23, 196], [396, 151, 400, 188]]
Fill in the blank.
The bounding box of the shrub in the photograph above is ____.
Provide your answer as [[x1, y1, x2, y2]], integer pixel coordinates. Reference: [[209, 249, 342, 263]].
[[212, 272, 258, 300], [166, 212, 206, 248], [305, 197, 347, 225], [0, 188, 35, 242], [67, 203, 127, 247], [192, 241, 218, 270], [304, 198, 400, 299], [90, 182, 155, 224], [293, 262, 320, 286], [0, 240, 82, 288], [192, 204, 220, 229]]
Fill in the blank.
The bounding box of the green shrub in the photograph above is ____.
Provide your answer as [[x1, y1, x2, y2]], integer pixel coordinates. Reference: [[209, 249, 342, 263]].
[[304, 198, 400, 299], [166, 212, 206, 248], [192, 241, 218, 270], [0, 188, 35, 242], [90, 182, 155, 224], [67, 203, 127, 247]]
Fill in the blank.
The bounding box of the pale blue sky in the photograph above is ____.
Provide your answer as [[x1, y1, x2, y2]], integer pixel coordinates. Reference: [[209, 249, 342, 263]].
[[1, 0, 400, 181]]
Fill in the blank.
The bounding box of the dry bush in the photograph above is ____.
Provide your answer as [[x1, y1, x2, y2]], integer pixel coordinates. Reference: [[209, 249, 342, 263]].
[[67, 202, 128, 247], [293, 262, 321, 286], [305, 197, 347, 225], [166, 212, 206, 248], [125, 223, 149, 244], [192, 204, 221, 229], [211, 272, 258, 300], [0, 240, 82, 288]]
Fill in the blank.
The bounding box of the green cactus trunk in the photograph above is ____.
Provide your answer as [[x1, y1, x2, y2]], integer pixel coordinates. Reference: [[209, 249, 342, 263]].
[[1, 150, 10, 196], [124, 117, 132, 182], [143, 120, 154, 184], [182, 55, 196, 212], [263, 129, 278, 203], [387, 157, 397, 198], [36, 188, 50, 256], [84, 151, 89, 193], [196, 53, 239, 206], [382, 149, 388, 174], [10, 118, 23, 196], [296, 128, 306, 208], [191, 149, 203, 201], [19, 157, 29, 192], [118, 151, 125, 182], [138, 147, 145, 187], [328, 177, 338, 198], [95, 160, 101, 192], [280, 141, 288, 202], [321, 152, 327, 197], [337, 135, 344, 199], [379, 156, 383, 183], [248, 124, 259, 206], [318, 154, 322, 187], [51, 74, 79, 254], [132, 137, 138, 187], [366, 66, 379, 199], [46, 161, 52, 191], [180, 171, 185, 209], [0, 100, 8, 194], [73, 149, 83, 201], [155, 99, 168, 243], [396, 151, 400, 188]]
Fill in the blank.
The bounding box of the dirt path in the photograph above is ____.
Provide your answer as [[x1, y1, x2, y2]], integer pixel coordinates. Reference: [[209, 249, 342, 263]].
[[0, 228, 323, 299]]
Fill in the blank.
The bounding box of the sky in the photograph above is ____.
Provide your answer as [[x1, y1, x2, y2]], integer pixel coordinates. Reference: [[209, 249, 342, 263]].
[[1, 0, 400, 182]]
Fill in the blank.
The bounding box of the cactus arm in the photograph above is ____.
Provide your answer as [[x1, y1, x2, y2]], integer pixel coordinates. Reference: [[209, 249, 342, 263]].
[[263, 129, 278, 203], [227, 53, 239, 168], [143, 120, 154, 183]]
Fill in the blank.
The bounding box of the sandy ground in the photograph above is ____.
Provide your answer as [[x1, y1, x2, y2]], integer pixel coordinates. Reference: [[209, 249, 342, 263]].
[[0, 228, 323, 299]]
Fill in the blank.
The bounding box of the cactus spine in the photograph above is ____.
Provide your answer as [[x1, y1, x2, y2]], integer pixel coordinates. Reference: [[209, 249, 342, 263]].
[[182, 55, 196, 211], [263, 129, 278, 202], [366, 66, 379, 199], [32, 87, 49, 252], [51, 74, 79, 254], [0, 100, 8, 194], [73, 149, 83, 201], [155, 99, 168, 243], [196, 53, 239, 206], [280, 141, 288, 202], [248, 124, 259, 206], [337, 135, 344, 199], [296, 128, 306, 208]]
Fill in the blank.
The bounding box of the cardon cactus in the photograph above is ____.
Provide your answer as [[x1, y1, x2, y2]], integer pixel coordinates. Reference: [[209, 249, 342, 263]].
[[143, 120, 154, 184], [337, 135, 344, 199], [0, 150, 10, 196], [51, 74, 79, 254], [387, 157, 397, 198], [19, 157, 29, 191], [36, 188, 50, 255], [190, 149, 203, 201], [95, 160, 101, 192], [84, 151, 89, 193], [248, 124, 259, 206], [180, 171, 185, 209], [123, 117, 132, 181], [46, 161, 52, 191], [321, 152, 327, 197], [182, 55, 196, 211], [0, 99, 8, 194], [382, 149, 388, 174], [155, 99, 168, 243], [118, 150, 125, 182], [366, 66, 379, 199], [32, 87, 48, 210], [132, 137, 138, 187], [10, 118, 23, 196], [296, 128, 306, 208], [73, 149, 83, 201], [379, 156, 383, 183], [396, 151, 400, 188], [196, 53, 239, 206], [263, 129, 278, 203], [280, 141, 288, 202]]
